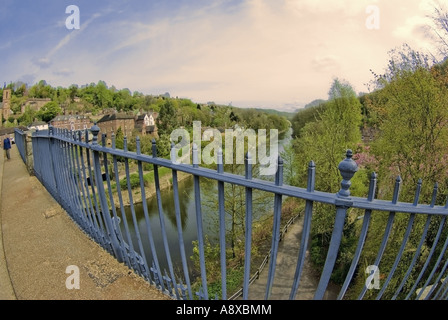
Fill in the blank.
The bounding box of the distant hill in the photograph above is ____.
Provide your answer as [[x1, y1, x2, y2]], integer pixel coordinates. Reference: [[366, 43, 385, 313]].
[[252, 108, 297, 120], [304, 99, 326, 109]]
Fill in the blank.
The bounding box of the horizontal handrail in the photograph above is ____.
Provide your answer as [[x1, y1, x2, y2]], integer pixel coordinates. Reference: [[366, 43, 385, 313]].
[[15, 125, 448, 300]]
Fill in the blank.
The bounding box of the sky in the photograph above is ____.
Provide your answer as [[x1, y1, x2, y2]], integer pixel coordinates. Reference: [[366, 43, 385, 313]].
[[0, 0, 445, 111]]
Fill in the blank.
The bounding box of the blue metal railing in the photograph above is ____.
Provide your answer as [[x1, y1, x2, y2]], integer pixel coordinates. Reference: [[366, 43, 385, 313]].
[[14, 125, 448, 300], [14, 128, 26, 163]]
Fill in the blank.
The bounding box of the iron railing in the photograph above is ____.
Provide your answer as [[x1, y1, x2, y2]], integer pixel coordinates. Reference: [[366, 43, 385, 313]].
[[14, 127, 26, 163], [14, 125, 448, 300]]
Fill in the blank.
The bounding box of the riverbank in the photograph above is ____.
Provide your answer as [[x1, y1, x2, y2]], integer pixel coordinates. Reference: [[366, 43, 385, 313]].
[[107, 168, 192, 208]]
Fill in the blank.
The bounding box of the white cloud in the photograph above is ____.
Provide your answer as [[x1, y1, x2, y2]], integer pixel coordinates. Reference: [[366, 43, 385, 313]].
[[32, 57, 52, 69], [5, 0, 443, 109], [53, 69, 74, 77]]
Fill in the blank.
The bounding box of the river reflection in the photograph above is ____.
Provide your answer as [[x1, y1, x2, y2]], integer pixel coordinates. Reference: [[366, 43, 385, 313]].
[[120, 176, 199, 276], [118, 128, 293, 279]]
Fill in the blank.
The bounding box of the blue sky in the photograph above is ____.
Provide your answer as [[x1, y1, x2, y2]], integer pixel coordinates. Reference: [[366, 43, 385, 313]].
[[0, 0, 444, 110]]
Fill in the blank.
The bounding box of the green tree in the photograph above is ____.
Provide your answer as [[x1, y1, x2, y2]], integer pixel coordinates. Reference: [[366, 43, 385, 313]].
[[294, 78, 363, 192], [156, 100, 177, 135], [290, 103, 326, 138], [291, 78, 364, 283], [69, 85, 78, 103], [28, 80, 54, 98], [345, 45, 448, 300], [37, 101, 62, 123], [18, 106, 37, 126], [94, 80, 113, 109], [370, 45, 448, 200]]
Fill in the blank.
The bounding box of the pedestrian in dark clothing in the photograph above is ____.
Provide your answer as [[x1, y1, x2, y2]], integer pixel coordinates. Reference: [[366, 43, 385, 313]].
[[3, 136, 11, 160]]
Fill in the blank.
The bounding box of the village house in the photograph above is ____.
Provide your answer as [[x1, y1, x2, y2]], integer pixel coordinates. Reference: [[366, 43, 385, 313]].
[[134, 111, 158, 136], [96, 112, 135, 137], [28, 120, 48, 131], [50, 114, 92, 131]]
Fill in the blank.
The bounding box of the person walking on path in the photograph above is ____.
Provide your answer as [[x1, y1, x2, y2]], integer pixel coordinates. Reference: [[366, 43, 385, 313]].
[[3, 136, 11, 160]]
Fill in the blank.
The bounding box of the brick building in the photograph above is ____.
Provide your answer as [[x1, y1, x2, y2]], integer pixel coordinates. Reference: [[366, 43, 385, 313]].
[[50, 114, 92, 131], [135, 112, 158, 135], [96, 112, 135, 137]]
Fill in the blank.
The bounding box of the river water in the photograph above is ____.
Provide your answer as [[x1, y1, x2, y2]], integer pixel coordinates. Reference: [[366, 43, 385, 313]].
[[119, 128, 293, 280]]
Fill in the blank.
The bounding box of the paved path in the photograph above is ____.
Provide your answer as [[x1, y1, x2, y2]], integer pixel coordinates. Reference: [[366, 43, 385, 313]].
[[247, 215, 340, 300], [0, 145, 170, 300]]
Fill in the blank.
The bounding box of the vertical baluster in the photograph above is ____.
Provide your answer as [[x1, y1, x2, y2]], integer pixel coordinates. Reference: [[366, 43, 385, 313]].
[[153, 139, 179, 299], [59, 132, 71, 210], [436, 277, 448, 299], [393, 181, 436, 300], [135, 143, 164, 289], [74, 131, 95, 236], [338, 172, 377, 300], [430, 259, 448, 299], [48, 126, 61, 203], [170, 142, 193, 299], [416, 220, 448, 300], [130, 137, 151, 280], [111, 133, 138, 271], [85, 129, 112, 253], [242, 152, 253, 300], [91, 125, 124, 262], [217, 148, 226, 300], [419, 187, 448, 300], [102, 134, 128, 269], [393, 214, 433, 299], [407, 214, 448, 299], [123, 136, 149, 275], [358, 175, 402, 300], [78, 136, 102, 244], [65, 133, 79, 221], [67, 133, 85, 228], [265, 156, 283, 299], [315, 150, 358, 300], [376, 179, 423, 299], [289, 160, 315, 299], [56, 136, 69, 209], [66, 134, 80, 218], [43, 128, 54, 194], [192, 143, 208, 300], [85, 138, 107, 244], [45, 127, 56, 194]]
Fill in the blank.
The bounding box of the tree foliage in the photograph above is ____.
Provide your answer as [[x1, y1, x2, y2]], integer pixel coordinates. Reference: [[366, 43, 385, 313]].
[[37, 101, 62, 122], [369, 45, 448, 201]]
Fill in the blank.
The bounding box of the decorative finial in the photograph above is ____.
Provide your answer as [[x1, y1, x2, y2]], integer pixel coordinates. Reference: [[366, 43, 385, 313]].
[[337, 149, 358, 198], [90, 123, 100, 145]]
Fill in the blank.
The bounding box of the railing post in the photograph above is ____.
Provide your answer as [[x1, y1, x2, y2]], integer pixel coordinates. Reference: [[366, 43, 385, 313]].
[[265, 156, 283, 299], [192, 143, 209, 300], [314, 150, 358, 300], [242, 151, 253, 300], [47, 125, 61, 203], [90, 123, 124, 263], [289, 160, 316, 299], [25, 131, 34, 175], [217, 148, 227, 300]]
